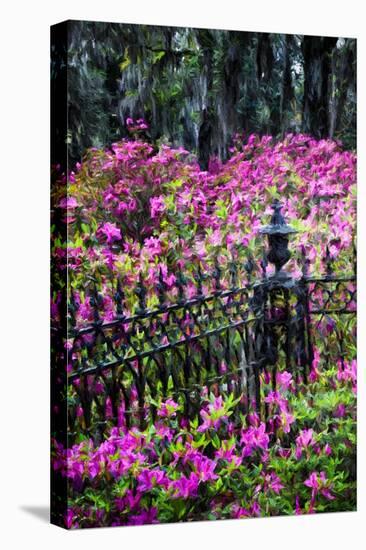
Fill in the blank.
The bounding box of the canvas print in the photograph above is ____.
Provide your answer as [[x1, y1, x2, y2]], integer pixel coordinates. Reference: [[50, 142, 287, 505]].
[[51, 21, 357, 529]]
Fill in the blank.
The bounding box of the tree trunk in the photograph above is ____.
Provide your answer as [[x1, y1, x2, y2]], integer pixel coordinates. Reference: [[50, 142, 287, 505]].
[[335, 39, 356, 136], [280, 34, 295, 134], [302, 36, 337, 138], [197, 30, 215, 170]]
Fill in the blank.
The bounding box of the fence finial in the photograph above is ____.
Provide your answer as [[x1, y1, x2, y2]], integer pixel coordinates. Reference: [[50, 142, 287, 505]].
[[259, 200, 297, 279]]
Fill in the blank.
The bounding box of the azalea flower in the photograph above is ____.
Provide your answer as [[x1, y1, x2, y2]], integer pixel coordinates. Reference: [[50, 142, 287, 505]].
[[295, 428, 315, 458], [59, 196, 79, 209], [276, 371, 293, 391], [241, 423, 269, 457], [98, 222, 121, 244], [157, 398, 180, 418], [150, 196, 166, 218], [171, 472, 200, 499], [198, 396, 228, 431], [304, 471, 335, 502], [65, 508, 78, 529], [279, 410, 295, 433], [191, 456, 218, 482], [137, 468, 167, 491], [128, 507, 158, 526]]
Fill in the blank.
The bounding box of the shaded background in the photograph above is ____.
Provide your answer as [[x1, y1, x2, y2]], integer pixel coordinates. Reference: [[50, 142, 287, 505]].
[[57, 21, 356, 169]]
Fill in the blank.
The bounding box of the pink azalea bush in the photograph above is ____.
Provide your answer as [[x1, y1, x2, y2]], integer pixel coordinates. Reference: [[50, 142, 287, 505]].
[[51, 132, 356, 528], [52, 133, 356, 327], [52, 363, 356, 528]]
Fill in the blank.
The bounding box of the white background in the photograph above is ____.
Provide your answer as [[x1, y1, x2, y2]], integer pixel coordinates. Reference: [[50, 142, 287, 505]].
[[0, 1, 365, 548]]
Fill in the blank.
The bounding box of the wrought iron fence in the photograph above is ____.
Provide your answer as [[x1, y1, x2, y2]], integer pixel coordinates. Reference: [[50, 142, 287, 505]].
[[58, 201, 356, 443]]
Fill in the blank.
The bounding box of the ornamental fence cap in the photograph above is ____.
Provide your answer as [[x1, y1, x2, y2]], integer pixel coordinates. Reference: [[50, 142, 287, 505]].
[[259, 199, 298, 236]]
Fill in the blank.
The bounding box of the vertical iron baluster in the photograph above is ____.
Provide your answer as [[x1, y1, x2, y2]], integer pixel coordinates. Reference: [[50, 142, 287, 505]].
[[157, 267, 167, 307], [114, 278, 125, 318], [175, 272, 186, 303], [244, 255, 254, 284], [196, 264, 204, 296], [213, 257, 222, 291], [229, 260, 239, 289], [90, 282, 101, 325], [68, 287, 77, 332], [135, 272, 147, 313], [325, 245, 334, 278]]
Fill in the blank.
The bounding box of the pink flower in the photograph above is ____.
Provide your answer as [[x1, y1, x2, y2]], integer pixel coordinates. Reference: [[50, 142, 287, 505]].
[[171, 472, 200, 499], [215, 441, 241, 467], [304, 472, 318, 490], [310, 347, 321, 382], [59, 196, 79, 209], [337, 359, 357, 385], [264, 390, 288, 412], [276, 371, 293, 391], [295, 495, 302, 515], [208, 229, 222, 247], [335, 404, 346, 417], [257, 472, 284, 494], [128, 507, 158, 526], [155, 423, 174, 441], [143, 236, 162, 257], [191, 456, 218, 482], [88, 459, 100, 479], [241, 423, 269, 457], [281, 411, 295, 433], [137, 468, 167, 491], [304, 471, 335, 501], [64, 508, 78, 529], [268, 472, 284, 494], [295, 428, 315, 458], [150, 196, 166, 218], [197, 396, 228, 431], [251, 502, 261, 517], [157, 398, 180, 418], [98, 222, 121, 244], [324, 443, 332, 456]]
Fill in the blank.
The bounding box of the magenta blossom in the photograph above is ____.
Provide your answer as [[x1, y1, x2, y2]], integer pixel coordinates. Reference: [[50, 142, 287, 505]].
[[150, 196, 166, 218], [98, 222, 121, 244], [128, 507, 158, 526], [171, 472, 200, 499], [255, 471, 284, 495], [304, 471, 335, 502], [137, 468, 167, 491], [157, 398, 180, 418], [295, 428, 315, 458], [59, 196, 79, 209], [276, 371, 293, 391], [241, 423, 269, 457], [198, 396, 228, 432], [65, 508, 78, 529], [191, 456, 218, 482]]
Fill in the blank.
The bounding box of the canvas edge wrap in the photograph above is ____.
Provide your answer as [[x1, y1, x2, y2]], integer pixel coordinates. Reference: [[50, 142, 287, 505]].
[[51, 20, 69, 529]]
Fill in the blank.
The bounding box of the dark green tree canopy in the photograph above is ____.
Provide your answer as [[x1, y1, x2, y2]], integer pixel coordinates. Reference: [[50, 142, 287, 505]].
[[58, 21, 356, 168]]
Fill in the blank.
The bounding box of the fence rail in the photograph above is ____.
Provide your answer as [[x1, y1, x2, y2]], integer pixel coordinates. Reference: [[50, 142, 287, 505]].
[[53, 201, 356, 442]]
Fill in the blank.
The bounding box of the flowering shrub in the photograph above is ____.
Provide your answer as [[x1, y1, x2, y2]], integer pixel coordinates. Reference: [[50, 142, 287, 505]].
[[52, 362, 356, 528], [51, 132, 356, 528], [52, 132, 356, 325]]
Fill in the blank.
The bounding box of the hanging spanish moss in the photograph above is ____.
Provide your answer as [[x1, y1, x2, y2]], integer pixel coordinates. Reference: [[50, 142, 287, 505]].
[[61, 21, 356, 169]]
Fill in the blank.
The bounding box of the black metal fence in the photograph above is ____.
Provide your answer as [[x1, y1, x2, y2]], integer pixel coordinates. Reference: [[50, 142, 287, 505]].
[[62, 201, 356, 443]]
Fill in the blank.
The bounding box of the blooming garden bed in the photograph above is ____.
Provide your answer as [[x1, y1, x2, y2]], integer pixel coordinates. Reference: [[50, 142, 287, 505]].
[[51, 132, 356, 528]]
